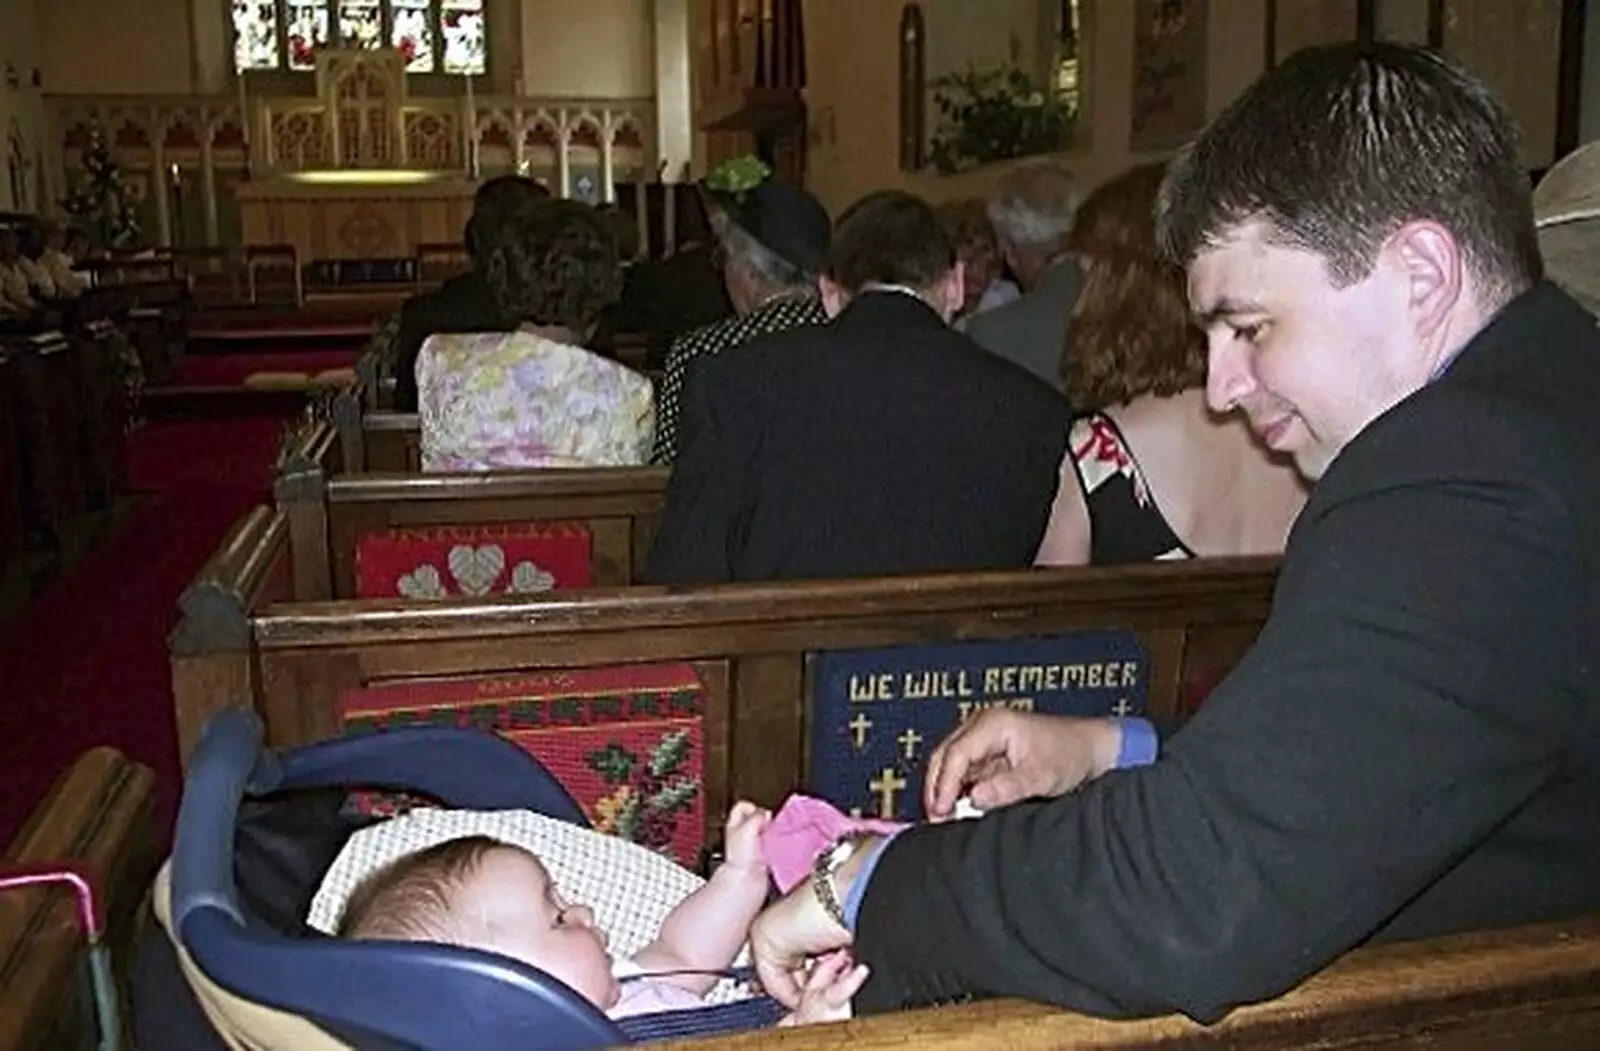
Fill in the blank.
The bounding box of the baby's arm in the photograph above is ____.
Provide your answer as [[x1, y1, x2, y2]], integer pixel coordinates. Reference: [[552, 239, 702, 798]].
[[632, 802, 771, 995]]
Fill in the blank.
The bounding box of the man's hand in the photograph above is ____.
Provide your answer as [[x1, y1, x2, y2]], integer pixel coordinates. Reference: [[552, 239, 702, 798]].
[[924, 711, 1123, 820], [750, 834, 883, 1007], [721, 800, 772, 875], [777, 951, 870, 1027]]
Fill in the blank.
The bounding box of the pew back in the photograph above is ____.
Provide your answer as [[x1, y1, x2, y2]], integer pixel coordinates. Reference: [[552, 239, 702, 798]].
[[280, 418, 669, 598], [175, 525, 1276, 832], [0, 748, 158, 1051]]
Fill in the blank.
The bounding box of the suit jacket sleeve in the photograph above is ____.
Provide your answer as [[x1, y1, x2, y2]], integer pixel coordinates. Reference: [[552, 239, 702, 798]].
[[852, 392, 1585, 1021], [391, 298, 431, 411], [640, 356, 752, 584]]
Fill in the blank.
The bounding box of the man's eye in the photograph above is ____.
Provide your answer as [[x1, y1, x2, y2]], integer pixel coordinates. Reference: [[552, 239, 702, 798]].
[[1231, 323, 1264, 343]]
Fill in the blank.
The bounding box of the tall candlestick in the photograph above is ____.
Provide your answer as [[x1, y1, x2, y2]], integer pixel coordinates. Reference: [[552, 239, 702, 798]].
[[463, 72, 477, 177], [237, 72, 251, 175]]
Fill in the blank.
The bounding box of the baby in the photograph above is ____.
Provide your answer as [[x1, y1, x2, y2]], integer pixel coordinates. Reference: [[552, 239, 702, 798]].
[[338, 802, 866, 1025]]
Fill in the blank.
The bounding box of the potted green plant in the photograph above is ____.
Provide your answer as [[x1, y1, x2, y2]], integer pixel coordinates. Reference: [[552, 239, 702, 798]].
[[927, 63, 1077, 175]]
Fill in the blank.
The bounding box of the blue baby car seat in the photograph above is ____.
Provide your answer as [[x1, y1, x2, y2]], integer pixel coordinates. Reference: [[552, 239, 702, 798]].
[[131, 707, 784, 1049]]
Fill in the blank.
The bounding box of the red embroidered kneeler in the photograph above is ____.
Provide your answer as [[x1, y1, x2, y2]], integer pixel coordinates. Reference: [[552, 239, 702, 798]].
[[353, 522, 593, 599], [338, 663, 706, 866]]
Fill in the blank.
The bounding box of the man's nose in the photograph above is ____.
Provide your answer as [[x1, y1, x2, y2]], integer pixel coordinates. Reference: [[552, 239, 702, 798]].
[[1206, 335, 1254, 414], [568, 903, 597, 930]]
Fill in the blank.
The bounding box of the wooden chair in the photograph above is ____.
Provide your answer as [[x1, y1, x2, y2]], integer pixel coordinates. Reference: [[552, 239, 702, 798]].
[[0, 747, 158, 1051]]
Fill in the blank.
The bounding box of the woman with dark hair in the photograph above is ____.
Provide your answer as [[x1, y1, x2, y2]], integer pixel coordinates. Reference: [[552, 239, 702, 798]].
[[1034, 162, 1305, 564], [416, 197, 654, 471]]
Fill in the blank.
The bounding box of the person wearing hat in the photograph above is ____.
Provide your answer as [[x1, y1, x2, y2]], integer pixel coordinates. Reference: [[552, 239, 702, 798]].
[[1534, 141, 1600, 315], [642, 189, 1069, 585], [649, 156, 833, 465]]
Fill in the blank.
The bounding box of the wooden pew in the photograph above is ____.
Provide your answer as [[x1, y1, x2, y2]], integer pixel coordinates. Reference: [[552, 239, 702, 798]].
[[169, 504, 294, 764], [0, 347, 24, 615], [0, 747, 158, 1051], [4, 332, 91, 557], [658, 914, 1600, 1049], [171, 502, 1275, 823], [277, 418, 668, 599]]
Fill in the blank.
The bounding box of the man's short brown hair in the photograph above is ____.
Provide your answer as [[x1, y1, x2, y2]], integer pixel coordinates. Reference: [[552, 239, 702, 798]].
[[827, 191, 955, 294], [1065, 162, 1206, 410]]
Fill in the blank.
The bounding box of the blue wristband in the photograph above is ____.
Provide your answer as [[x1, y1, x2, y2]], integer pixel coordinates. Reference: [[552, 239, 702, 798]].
[[840, 830, 903, 931], [1114, 717, 1158, 769]]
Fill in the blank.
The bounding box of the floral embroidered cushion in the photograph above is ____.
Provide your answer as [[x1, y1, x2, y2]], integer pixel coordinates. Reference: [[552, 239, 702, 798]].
[[354, 522, 593, 598], [338, 663, 707, 867]]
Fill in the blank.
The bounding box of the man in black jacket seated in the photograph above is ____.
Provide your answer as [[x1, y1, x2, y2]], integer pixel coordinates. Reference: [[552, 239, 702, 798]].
[[390, 175, 549, 410], [747, 42, 1600, 1023], [641, 190, 1069, 584]]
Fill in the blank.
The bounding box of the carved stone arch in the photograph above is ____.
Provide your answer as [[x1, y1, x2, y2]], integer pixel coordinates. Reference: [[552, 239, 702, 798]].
[[898, 3, 926, 171], [609, 115, 644, 149], [62, 120, 94, 154], [163, 115, 202, 151], [112, 114, 151, 151], [476, 113, 513, 150], [567, 116, 603, 150], [521, 114, 559, 150]]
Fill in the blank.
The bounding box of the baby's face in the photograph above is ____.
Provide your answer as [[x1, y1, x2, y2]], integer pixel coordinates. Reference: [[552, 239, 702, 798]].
[[458, 846, 619, 1009]]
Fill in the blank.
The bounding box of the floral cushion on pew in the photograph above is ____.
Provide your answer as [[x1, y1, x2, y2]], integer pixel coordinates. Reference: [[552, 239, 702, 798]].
[[354, 523, 593, 598], [338, 663, 706, 866]]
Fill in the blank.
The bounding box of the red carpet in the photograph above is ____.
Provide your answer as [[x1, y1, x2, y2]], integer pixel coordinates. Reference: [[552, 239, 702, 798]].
[[0, 414, 292, 845], [174, 349, 359, 387]]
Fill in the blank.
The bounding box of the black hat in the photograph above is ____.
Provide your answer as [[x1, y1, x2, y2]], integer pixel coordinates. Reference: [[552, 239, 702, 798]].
[[702, 162, 831, 275]]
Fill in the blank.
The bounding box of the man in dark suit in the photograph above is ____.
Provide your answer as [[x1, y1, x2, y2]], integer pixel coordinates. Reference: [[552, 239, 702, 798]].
[[390, 175, 549, 410], [641, 190, 1070, 585], [746, 43, 1600, 1023]]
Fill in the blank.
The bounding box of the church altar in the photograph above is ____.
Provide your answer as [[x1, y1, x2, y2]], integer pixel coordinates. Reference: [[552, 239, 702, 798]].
[[236, 171, 476, 262]]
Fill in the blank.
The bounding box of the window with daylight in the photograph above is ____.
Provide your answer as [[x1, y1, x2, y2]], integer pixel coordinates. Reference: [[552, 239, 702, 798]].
[[232, 0, 486, 74]]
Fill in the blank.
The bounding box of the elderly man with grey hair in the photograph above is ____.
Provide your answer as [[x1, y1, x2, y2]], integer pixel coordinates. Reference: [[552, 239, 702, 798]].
[[1533, 141, 1600, 315], [650, 171, 832, 464], [965, 162, 1083, 395]]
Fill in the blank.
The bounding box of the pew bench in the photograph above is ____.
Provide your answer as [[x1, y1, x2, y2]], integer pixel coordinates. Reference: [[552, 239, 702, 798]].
[[173, 502, 1275, 869], [278, 418, 670, 599], [8, 749, 1595, 1050], [0, 747, 158, 1051], [657, 915, 1600, 1049]]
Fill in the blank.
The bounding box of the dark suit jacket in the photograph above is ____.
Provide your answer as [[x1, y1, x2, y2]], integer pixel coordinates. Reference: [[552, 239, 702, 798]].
[[391, 271, 510, 410], [632, 244, 734, 370], [641, 291, 1070, 584], [852, 282, 1600, 1020]]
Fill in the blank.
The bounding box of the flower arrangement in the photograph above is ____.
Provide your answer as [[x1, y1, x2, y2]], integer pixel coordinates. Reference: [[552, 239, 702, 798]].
[[927, 63, 1077, 175]]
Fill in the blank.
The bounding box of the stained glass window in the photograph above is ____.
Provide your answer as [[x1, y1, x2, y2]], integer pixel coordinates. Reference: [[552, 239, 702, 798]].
[[441, 0, 486, 75], [233, 1, 279, 70], [339, 0, 383, 50], [391, 0, 435, 72], [231, 1, 485, 75], [285, 0, 330, 70]]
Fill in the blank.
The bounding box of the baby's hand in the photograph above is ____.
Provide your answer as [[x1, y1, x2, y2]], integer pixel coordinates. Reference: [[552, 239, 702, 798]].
[[722, 800, 772, 875], [777, 951, 869, 1027]]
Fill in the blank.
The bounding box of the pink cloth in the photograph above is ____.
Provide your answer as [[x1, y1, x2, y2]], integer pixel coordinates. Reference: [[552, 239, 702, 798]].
[[758, 795, 908, 894], [607, 957, 709, 1019]]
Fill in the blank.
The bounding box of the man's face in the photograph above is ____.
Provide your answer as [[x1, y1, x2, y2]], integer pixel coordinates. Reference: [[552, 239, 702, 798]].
[[1189, 220, 1424, 480]]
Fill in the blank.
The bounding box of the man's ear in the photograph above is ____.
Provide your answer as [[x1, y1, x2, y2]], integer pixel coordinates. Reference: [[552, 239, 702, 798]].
[[938, 261, 967, 322], [1389, 219, 1463, 343], [819, 275, 849, 318]]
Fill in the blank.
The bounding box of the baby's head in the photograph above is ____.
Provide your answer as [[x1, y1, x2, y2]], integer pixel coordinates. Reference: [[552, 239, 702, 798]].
[[339, 835, 619, 1008]]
